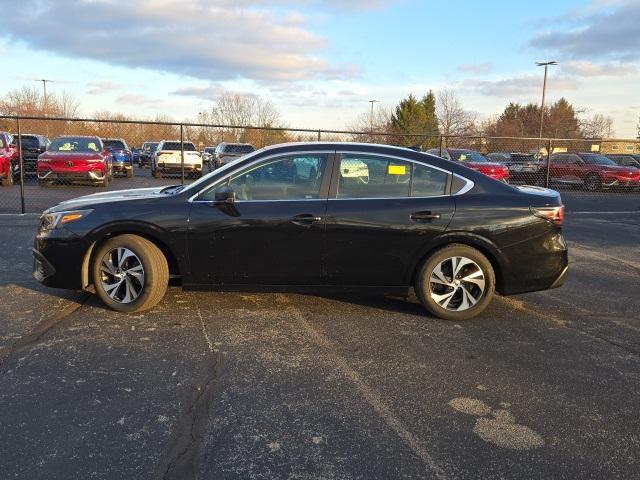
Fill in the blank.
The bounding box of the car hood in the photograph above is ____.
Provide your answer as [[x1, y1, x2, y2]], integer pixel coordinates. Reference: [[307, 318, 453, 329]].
[[46, 186, 174, 212]]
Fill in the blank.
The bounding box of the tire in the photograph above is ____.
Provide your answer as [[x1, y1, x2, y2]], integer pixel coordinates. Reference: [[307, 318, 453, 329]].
[[92, 234, 169, 313], [1, 174, 12, 186], [534, 175, 546, 187], [584, 173, 601, 192], [415, 244, 495, 321], [38, 179, 50, 187]]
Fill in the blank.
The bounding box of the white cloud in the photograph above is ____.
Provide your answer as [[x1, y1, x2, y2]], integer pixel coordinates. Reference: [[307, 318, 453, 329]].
[[457, 63, 492, 75], [3, 0, 359, 84], [561, 61, 638, 77], [530, 1, 640, 61], [463, 74, 580, 98]]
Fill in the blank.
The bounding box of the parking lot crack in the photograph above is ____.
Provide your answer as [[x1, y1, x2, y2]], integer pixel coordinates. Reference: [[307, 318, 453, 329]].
[[157, 294, 223, 480], [0, 292, 90, 366]]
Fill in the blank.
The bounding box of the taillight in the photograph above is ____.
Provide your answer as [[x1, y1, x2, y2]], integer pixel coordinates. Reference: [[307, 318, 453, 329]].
[[531, 205, 564, 225]]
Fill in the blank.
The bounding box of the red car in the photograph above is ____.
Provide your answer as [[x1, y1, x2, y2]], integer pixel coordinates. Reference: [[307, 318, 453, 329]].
[[37, 135, 113, 187], [547, 152, 640, 191], [427, 148, 510, 182], [0, 132, 18, 186]]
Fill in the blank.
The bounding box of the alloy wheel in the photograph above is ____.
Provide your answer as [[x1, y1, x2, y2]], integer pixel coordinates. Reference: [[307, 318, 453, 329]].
[[429, 256, 486, 311], [100, 247, 145, 304]]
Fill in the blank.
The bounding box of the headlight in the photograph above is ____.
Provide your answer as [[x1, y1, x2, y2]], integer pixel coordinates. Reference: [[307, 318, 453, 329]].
[[40, 209, 93, 231]]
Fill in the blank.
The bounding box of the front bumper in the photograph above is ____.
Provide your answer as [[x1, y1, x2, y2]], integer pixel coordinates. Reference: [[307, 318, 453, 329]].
[[602, 177, 640, 188], [32, 229, 88, 289], [37, 169, 107, 182]]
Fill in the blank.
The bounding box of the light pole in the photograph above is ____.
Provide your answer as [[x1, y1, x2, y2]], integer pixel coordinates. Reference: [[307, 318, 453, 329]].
[[368, 99, 379, 133], [36, 79, 55, 115], [535, 61, 557, 141]]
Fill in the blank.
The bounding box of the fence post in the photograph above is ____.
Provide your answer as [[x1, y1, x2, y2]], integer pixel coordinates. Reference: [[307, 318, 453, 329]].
[[545, 138, 552, 189], [16, 117, 25, 214], [317, 130, 321, 142], [438, 135, 444, 157], [180, 124, 185, 186]]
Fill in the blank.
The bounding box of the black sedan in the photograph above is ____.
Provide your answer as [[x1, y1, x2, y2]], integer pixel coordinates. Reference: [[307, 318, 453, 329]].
[[32, 142, 568, 321]]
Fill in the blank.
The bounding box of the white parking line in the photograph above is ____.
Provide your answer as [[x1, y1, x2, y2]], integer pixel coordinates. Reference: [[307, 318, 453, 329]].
[[276, 294, 449, 480]]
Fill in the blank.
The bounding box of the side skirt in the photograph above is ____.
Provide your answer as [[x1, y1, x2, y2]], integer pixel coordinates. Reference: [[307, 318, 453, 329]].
[[182, 283, 411, 296]]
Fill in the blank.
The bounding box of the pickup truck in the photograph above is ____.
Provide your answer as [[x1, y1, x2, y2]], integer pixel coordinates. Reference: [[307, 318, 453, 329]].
[[151, 140, 203, 178]]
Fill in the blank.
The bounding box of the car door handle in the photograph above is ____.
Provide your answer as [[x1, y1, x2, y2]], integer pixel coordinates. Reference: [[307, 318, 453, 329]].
[[410, 211, 441, 222], [291, 214, 323, 226]]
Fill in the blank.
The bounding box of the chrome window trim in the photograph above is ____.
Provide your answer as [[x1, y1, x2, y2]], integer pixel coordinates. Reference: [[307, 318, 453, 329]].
[[188, 150, 335, 203], [187, 148, 475, 203], [334, 150, 474, 199], [452, 174, 475, 195]]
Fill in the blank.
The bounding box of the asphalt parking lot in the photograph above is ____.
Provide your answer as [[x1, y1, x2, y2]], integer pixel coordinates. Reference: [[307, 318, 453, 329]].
[[0, 176, 639, 479]]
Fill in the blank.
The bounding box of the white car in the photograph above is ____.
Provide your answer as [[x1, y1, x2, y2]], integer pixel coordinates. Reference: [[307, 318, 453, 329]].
[[152, 140, 203, 178]]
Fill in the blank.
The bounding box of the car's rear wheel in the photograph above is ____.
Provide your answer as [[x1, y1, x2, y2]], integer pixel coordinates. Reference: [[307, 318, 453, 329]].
[[92, 235, 169, 313], [584, 173, 601, 192], [416, 244, 495, 321]]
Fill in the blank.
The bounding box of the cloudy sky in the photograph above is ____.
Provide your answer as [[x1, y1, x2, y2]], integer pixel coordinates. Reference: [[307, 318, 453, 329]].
[[1, 0, 639, 136]]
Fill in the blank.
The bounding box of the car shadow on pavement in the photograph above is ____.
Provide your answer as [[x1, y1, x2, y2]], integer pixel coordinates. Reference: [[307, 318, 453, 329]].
[[314, 292, 429, 317]]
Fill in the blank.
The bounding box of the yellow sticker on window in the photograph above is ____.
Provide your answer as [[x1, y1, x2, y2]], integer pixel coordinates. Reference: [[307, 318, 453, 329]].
[[388, 164, 407, 175]]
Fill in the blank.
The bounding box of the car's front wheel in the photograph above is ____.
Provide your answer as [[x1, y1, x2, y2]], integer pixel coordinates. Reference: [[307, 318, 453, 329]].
[[584, 173, 601, 192], [92, 235, 169, 313], [416, 244, 495, 321]]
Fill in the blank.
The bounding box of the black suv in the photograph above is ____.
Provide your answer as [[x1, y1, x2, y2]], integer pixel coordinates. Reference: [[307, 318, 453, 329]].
[[138, 141, 159, 167], [12, 134, 50, 178], [486, 152, 541, 183]]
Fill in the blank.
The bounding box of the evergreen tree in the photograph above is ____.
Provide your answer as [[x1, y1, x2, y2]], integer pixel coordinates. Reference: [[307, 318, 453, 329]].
[[390, 92, 439, 149], [421, 90, 439, 148]]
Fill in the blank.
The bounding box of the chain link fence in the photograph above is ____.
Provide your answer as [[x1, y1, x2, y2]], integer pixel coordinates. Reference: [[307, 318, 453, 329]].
[[1, 115, 639, 214]]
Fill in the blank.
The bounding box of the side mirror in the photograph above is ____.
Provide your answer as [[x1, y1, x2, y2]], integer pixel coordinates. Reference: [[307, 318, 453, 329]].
[[214, 186, 236, 205]]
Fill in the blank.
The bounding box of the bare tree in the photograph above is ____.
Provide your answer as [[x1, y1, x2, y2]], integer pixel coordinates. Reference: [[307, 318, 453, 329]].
[[347, 105, 393, 143], [202, 92, 287, 146], [436, 89, 478, 136], [580, 113, 615, 138]]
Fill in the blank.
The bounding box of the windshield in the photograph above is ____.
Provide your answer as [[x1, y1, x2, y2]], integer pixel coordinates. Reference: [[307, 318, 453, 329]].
[[161, 142, 196, 151], [49, 137, 101, 153], [143, 142, 159, 151], [19, 136, 40, 148], [450, 150, 489, 163], [510, 154, 537, 162], [581, 154, 617, 166], [103, 140, 126, 150], [225, 144, 255, 154]]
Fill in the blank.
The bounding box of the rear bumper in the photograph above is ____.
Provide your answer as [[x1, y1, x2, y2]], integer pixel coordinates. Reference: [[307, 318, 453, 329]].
[[499, 232, 569, 296], [112, 162, 133, 173], [157, 164, 202, 173]]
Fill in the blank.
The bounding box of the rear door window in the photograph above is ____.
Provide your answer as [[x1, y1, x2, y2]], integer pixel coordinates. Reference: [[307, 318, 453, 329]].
[[337, 154, 449, 199]]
